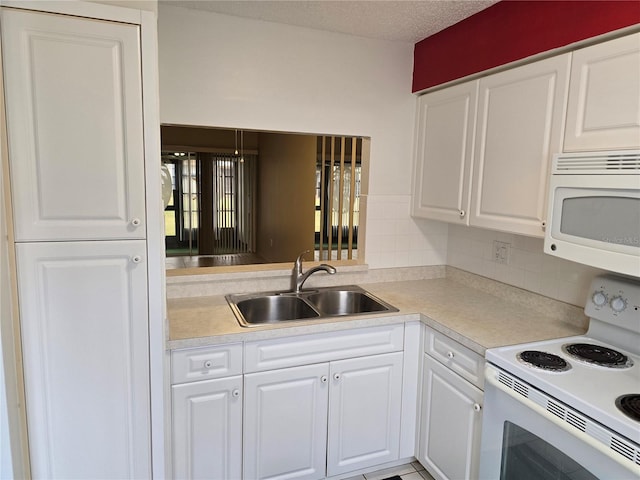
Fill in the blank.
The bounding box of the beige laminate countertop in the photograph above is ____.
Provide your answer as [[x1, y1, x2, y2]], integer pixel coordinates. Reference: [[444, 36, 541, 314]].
[[168, 277, 588, 355]]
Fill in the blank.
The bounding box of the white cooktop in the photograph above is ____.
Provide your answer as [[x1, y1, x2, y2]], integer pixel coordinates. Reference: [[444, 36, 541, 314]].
[[486, 274, 640, 445], [486, 335, 640, 445]]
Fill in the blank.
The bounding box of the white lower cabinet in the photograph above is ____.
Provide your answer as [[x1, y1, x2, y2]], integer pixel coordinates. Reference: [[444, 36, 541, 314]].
[[170, 325, 406, 480], [417, 328, 484, 480], [171, 343, 243, 480], [172, 376, 243, 480], [243, 351, 404, 480], [327, 353, 404, 476], [15, 241, 151, 479], [244, 363, 329, 480]]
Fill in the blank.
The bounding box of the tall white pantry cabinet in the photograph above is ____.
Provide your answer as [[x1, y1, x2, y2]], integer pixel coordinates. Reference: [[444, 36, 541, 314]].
[[0, 2, 165, 479]]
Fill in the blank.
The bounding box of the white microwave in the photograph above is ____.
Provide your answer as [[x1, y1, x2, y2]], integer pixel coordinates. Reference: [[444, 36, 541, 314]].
[[544, 151, 640, 278]]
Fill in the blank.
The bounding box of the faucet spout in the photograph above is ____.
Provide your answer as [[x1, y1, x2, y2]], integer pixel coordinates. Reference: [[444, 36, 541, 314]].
[[291, 251, 336, 293]]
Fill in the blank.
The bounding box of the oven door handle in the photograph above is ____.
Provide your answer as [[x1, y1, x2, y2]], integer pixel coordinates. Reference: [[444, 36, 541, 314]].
[[485, 365, 640, 476]]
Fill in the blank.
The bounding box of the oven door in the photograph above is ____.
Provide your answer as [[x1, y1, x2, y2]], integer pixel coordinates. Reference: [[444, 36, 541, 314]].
[[479, 364, 640, 480]]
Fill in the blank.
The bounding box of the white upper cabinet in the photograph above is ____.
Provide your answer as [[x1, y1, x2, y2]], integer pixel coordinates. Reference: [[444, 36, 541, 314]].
[[469, 54, 570, 237], [412, 54, 570, 237], [2, 8, 146, 241], [564, 32, 640, 152], [412, 81, 478, 224]]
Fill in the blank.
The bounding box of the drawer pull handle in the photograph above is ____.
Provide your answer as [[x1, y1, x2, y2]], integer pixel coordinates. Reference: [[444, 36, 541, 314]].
[[333, 373, 341, 381], [446, 351, 455, 360], [473, 403, 482, 412], [321, 376, 328, 383], [204, 360, 213, 369], [232, 389, 240, 398]]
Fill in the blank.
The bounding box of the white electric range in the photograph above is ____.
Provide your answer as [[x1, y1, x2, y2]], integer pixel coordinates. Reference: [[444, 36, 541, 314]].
[[479, 274, 640, 479]]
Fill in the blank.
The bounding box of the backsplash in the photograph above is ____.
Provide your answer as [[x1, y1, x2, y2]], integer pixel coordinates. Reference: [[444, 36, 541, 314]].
[[447, 224, 604, 307], [364, 194, 448, 269]]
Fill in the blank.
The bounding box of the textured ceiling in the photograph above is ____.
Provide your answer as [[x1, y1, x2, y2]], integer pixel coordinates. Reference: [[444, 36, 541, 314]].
[[159, 0, 499, 43]]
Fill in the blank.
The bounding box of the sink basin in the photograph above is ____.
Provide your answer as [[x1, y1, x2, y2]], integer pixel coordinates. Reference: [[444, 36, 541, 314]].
[[306, 290, 390, 316], [235, 295, 320, 325], [226, 285, 397, 327]]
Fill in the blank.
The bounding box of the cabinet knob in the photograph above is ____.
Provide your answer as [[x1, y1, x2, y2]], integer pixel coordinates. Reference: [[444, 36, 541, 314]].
[[232, 389, 240, 398], [321, 376, 328, 383], [333, 373, 341, 381], [131, 255, 142, 264], [446, 351, 455, 360], [459, 210, 466, 218], [131, 218, 142, 227], [541, 220, 546, 230], [473, 403, 482, 412], [204, 360, 213, 369]]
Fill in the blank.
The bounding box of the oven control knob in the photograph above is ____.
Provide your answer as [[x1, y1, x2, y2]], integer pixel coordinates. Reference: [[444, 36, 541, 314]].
[[591, 291, 608, 307], [610, 296, 627, 313]]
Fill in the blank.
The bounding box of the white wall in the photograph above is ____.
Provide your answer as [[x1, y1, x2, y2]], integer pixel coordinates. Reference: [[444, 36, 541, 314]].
[[158, 4, 447, 268], [157, 4, 597, 304], [88, 0, 157, 15]]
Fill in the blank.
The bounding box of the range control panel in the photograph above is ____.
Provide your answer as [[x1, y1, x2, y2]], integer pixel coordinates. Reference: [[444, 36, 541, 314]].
[[585, 275, 640, 332]]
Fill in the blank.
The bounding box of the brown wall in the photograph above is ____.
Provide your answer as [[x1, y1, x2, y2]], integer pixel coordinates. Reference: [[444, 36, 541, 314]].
[[256, 133, 316, 263], [161, 125, 259, 152]]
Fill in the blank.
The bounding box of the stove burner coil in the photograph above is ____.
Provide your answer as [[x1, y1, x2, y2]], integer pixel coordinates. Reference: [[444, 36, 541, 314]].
[[563, 343, 633, 368], [517, 350, 571, 372], [615, 394, 640, 422]]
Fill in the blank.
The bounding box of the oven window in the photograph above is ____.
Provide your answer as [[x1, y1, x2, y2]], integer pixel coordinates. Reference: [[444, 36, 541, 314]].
[[500, 422, 597, 480], [560, 196, 640, 247]]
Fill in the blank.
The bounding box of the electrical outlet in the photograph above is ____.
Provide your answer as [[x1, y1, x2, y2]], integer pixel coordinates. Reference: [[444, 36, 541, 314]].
[[493, 241, 511, 264]]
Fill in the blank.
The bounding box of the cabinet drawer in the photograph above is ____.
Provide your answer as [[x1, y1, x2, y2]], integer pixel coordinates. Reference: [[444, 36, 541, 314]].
[[424, 328, 484, 390], [171, 343, 243, 384], [245, 324, 404, 373]]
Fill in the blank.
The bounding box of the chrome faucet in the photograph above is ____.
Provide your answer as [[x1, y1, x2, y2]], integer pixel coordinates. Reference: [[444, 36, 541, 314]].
[[291, 250, 336, 293]]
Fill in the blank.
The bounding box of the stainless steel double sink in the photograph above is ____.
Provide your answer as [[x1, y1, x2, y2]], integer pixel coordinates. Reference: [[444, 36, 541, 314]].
[[226, 285, 398, 327]]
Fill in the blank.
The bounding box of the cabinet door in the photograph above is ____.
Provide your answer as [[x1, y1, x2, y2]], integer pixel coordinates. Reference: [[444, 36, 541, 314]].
[[418, 355, 483, 480], [412, 81, 478, 223], [243, 363, 329, 480], [15, 241, 150, 479], [1, 9, 146, 241], [327, 352, 403, 477], [565, 33, 640, 151], [470, 54, 570, 237], [172, 376, 242, 480]]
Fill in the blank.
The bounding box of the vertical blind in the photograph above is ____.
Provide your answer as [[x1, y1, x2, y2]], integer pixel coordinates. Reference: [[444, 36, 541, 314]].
[[206, 153, 256, 255], [317, 136, 361, 261]]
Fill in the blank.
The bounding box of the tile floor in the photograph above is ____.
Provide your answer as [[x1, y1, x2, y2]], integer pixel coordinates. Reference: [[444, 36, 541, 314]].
[[344, 461, 435, 480]]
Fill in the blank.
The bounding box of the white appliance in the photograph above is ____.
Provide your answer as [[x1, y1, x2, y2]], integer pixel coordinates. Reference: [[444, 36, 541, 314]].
[[544, 150, 640, 277], [479, 274, 640, 479]]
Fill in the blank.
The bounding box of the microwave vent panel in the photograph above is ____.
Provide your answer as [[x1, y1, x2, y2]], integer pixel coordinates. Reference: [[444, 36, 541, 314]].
[[553, 151, 640, 174]]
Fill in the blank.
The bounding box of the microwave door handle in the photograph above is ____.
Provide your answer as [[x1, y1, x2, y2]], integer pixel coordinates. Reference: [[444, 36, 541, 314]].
[[484, 366, 640, 476]]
